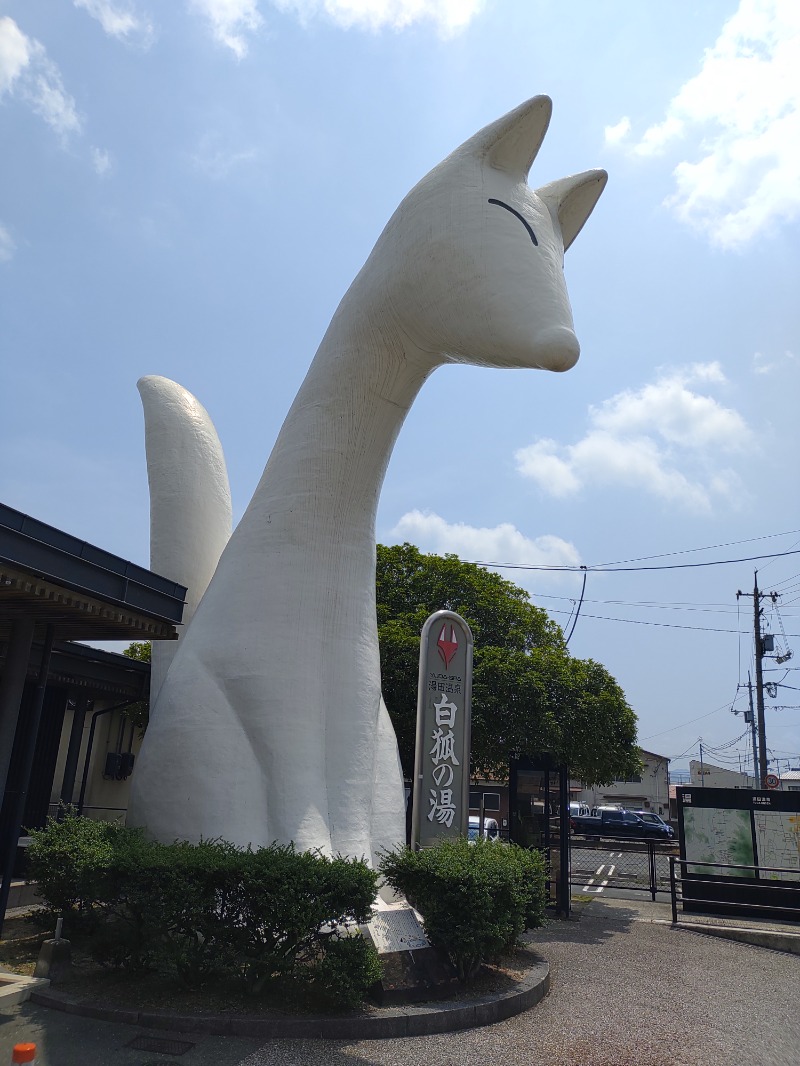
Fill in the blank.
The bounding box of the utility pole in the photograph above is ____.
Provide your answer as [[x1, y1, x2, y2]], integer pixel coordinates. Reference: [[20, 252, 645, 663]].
[[737, 572, 768, 788], [699, 738, 705, 786], [746, 673, 759, 788]]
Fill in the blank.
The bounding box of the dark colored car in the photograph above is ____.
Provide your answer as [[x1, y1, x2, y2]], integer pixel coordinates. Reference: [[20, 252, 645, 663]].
[[571, 808, 674, 840], [628, 810, 675, 839]]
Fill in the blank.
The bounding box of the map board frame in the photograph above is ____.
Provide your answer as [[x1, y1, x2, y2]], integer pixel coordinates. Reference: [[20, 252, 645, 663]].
[[677, 786, 800, 921]]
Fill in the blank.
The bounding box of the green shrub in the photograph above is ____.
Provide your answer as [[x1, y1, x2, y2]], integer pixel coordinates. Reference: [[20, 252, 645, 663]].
[[310, 933, 383, 1009], [234, 846, 378, 996], [26, 813, 381, 1007], [379, 838, 545, 982], [27, 811, 143, 917]]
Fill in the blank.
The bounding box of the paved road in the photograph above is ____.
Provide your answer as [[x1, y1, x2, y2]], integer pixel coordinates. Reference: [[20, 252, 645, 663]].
[[1, 897, 798, 1066]]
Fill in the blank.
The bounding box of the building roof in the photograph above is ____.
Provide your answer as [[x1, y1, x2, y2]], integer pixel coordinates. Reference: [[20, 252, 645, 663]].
[[639, 748, 670, 762], [0, 502, 186, 642]]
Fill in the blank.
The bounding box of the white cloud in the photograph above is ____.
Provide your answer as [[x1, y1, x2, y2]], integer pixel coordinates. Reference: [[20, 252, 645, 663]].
[[515, 440, 581, 499], [515, 363, 752, 512], [188, 0, 485, 54], [753, 349, 797, 374], [271, 0, 485, 35], [74, 0, 154, 44], [590, 367, 746, 452], [620, 0, 800, 247], [0, 18, 82, 139], [190, 133, 258, 178], [188, 0, 263, 57], [91, 147, 113, 175], [0, 16, 30, 95], [389, 510, 581, 573], [0, 223, 16, 262], [604, 116, 631, 146]]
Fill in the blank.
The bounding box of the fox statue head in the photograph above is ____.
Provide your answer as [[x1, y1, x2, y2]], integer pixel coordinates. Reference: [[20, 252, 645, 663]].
[[354, 95, 606, 374]]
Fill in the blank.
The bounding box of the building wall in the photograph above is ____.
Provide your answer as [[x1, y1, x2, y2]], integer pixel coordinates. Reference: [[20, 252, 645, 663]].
[[689, 760, 757, 789], [50, 701, 143, 823], [689, 762, 800, 792], [469, 781, 510, 833], [577, 750, 670, 817]]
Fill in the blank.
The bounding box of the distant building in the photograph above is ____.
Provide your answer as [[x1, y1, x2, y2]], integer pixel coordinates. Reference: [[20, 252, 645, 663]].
[[689, 759, 757, 789], [0, 502, 185, 927], [576, 748, 670, 818], [689, 761, 800, 792]]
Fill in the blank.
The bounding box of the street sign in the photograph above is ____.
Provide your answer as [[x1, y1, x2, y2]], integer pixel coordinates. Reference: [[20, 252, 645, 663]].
[[411, 610, 473, 850], [765, 773, 780, 790]]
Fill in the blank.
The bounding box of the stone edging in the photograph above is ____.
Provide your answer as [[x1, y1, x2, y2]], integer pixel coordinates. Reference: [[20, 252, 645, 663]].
[[673, 921, 800, 957], [29, 960, 549, 1040]]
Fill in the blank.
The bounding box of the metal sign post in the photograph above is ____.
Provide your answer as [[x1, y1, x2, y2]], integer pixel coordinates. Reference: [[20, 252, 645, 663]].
[[411, 610, 473, 850]]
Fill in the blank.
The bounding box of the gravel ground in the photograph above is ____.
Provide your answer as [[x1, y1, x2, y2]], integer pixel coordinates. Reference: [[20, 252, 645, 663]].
[[2, 898, 798, 1065], [242, 896, 800, 1066]]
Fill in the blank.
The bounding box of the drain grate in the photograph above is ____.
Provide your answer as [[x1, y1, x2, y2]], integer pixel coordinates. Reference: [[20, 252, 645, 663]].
[[126, 1035, 196, 1056]]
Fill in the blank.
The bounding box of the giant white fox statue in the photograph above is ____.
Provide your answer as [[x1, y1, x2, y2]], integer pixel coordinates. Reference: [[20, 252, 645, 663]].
[[127, 96, 607, 865]]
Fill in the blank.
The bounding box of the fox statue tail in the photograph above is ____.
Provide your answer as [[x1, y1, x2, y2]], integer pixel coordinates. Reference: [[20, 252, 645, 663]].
[[137, 375, 232, 710]]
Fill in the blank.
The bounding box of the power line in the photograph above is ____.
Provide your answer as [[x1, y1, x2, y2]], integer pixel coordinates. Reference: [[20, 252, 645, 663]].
[[642, 702, 732, 741], [533, 592, 800, 615], [473, 547, 800, 574], [543, 606, 800, 636], [591, 528, 800, 567]]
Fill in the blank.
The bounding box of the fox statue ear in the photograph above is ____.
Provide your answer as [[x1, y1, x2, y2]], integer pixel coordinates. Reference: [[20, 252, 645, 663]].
[[457, 95, 553, 177], [537, 169, 608, 251]]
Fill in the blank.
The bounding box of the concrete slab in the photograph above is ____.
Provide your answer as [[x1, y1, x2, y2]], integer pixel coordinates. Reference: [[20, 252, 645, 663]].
[[0, 971, 49, 1008]]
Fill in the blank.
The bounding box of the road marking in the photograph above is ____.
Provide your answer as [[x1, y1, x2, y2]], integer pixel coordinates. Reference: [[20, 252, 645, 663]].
[[595, 864, 606, 875]]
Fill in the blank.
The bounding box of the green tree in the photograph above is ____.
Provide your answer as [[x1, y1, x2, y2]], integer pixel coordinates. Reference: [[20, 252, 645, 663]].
[[377, 543, 639, 785], [123, 641, 151, 663], [122, 641, 151, 733]]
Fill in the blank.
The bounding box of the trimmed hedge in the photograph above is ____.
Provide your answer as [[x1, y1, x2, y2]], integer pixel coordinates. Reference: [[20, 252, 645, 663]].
[[379, 837, 546, 982], [27, 814, 381, 1008]]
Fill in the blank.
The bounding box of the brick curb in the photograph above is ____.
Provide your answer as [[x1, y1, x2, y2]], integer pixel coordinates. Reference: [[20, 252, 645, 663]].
[[28, 959, 549, 1040]]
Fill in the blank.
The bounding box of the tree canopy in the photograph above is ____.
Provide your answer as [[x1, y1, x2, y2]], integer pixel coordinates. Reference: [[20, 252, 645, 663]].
[[377, 543, 640, 785], [122, 641, 151, 732]]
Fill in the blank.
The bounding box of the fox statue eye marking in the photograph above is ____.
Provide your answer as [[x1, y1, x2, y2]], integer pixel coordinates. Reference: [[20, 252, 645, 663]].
[[487, 198, 538, 247]]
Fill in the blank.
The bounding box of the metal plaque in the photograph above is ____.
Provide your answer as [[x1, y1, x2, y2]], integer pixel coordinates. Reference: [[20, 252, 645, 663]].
[[366, 908, 429, 953], [411, 610, 473, 850]]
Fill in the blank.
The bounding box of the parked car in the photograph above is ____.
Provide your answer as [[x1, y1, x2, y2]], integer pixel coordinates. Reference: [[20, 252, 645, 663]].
[[628, 810, 675, 838], [468, 815, 500, 841], [570, 807, 673, 840]]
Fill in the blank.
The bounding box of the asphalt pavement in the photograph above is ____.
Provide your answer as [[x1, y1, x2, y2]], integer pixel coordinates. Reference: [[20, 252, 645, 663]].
[[1, 896, 798, 1066]]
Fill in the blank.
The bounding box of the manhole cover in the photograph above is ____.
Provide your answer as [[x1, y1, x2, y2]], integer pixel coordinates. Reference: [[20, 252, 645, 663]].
[[126, 1035, 195, 1056]]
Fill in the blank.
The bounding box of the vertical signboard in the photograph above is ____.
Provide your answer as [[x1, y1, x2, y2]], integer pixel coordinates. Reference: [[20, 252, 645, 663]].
[[411, 610, 473, 850]]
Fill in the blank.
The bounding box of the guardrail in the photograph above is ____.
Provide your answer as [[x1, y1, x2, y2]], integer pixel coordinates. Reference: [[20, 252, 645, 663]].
[[669, 856, 800, 923]]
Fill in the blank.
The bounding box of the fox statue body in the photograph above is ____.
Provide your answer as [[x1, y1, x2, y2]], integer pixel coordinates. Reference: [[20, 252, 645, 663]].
[[128, 97, 606, 864]]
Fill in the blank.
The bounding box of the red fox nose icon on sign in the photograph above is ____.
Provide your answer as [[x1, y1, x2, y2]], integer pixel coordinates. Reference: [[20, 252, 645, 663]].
[[437, 625, 458, 668]]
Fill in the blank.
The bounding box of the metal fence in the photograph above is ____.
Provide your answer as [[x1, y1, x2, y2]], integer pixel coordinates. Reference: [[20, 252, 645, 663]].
[[669, 857, 800, 924], [45, 803, 127, 824], [571, 836, 678, 900]]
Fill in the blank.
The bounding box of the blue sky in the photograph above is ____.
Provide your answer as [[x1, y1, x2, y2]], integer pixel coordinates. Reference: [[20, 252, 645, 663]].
[[2, 0, 798, 776]]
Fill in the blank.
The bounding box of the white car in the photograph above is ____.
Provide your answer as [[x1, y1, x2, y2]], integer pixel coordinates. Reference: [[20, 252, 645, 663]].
[[468, 815, 500, 841]]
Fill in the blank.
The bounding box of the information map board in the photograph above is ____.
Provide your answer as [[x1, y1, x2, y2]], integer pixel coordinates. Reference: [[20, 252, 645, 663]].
[[677, 786, 800, 920]]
